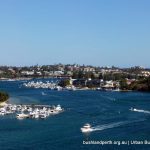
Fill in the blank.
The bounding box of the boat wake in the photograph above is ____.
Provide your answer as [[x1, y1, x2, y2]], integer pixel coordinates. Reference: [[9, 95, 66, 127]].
[[100, 95, 116, 101], [90, 120, 144, 132], [130, 108, 150, 114], [41, 92, 47, 96]]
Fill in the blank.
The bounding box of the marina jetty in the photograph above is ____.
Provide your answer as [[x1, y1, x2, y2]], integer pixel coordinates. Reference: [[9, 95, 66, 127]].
[[22, 79, 120, 91], [23, 81, 57, 89], [23, 81, 77, 91], [0, 104, 64, 119]]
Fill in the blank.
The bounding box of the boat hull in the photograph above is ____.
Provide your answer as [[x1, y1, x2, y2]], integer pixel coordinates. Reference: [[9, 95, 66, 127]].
[[80, 128, 93, 133]]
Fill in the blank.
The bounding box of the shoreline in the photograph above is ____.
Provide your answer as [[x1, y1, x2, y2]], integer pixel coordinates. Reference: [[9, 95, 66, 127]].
[[0, 101, 8, 107], [0, 78, 32, 81], [0, 78, 150, 93]]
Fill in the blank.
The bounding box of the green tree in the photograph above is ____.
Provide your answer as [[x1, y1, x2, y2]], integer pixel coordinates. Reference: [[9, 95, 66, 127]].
[[91, 72, 95, 79], [58, 79, 70, 87], [0, 91, 9, 102], [78, 71, 84, 79], [72, 71, 78, 79], [120, 79, 128, 90]]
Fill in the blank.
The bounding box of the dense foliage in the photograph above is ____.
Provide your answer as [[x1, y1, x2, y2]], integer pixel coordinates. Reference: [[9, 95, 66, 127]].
[[119, 77, 150, 91], [129, 78, 150, 91], [0, 91, 9, 102], [58, 79, 71, 87], [119, 79, 129, 90]]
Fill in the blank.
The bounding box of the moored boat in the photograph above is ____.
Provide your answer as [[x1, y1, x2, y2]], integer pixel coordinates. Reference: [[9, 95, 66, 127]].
[[16, 113, 29, 119]]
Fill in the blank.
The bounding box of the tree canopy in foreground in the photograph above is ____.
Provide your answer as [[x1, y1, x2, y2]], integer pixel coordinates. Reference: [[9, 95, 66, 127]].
[[0, 91, 9, 102]]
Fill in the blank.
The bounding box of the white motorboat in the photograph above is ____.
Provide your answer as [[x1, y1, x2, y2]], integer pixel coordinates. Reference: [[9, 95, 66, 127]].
[[81, 123, 93, 133], [113, 88, 120, 91], [16, 113, 29, 119], [67, 86, 76, 91], [55, 105, 63, 111], [130, 107, 137, 111], [0, 112, 5, 115], [54, 86, 62, 91], [40, 113, 47, 119], [34, 113, 39, 119], [96, 87, 102, 91]]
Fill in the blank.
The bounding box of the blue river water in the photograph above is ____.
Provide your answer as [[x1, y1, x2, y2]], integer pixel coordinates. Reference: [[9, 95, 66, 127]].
[[0, 79, 150, 150]]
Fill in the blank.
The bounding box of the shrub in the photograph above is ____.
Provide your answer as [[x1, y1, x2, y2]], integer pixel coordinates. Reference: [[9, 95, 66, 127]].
[[0, 91, 9, 102]]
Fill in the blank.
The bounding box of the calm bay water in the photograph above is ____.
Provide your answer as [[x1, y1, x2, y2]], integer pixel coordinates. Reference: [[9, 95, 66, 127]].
[[0, 79, 150, 150]]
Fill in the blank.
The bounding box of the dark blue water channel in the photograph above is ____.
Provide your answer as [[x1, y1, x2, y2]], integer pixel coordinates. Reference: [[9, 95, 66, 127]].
[[0, 79, 150, 150]]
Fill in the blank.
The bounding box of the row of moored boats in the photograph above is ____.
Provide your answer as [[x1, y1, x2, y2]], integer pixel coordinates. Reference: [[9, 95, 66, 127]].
[[0, 104, 63, 119], [23, 81, 76, 91]]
